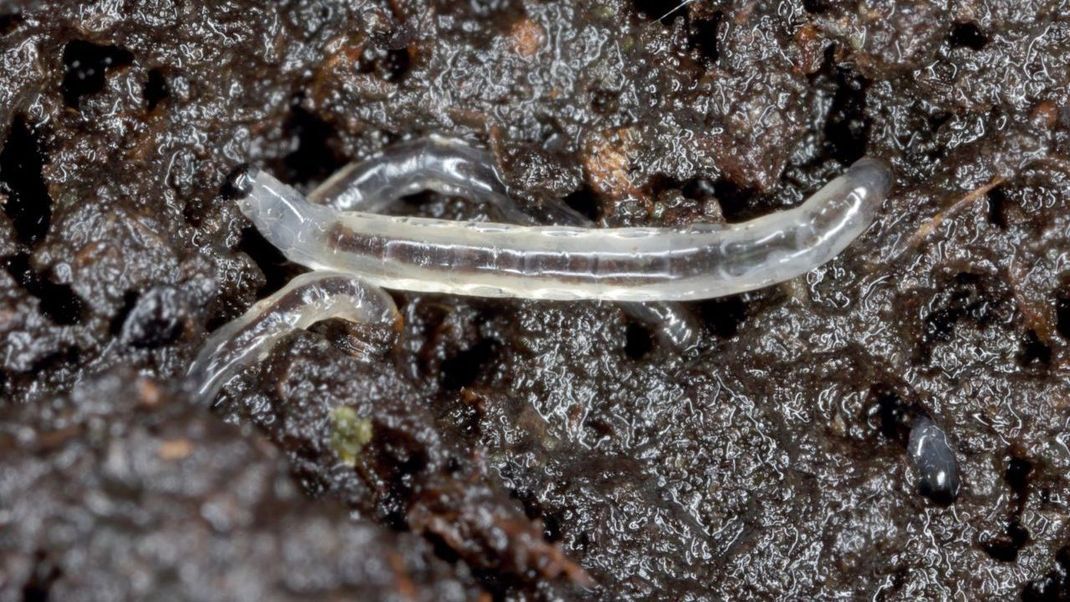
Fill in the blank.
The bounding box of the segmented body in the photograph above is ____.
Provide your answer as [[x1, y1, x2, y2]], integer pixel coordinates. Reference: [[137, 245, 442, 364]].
[[306, 136, 702, 349], [237, 156, 891, 302], [188, 271, 399, 404], [191, 141, 891, 410]]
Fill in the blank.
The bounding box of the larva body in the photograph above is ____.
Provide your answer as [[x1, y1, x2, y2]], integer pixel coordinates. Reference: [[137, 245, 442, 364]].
[[188, 271, 398, 404], [237, 158, 892, 302]]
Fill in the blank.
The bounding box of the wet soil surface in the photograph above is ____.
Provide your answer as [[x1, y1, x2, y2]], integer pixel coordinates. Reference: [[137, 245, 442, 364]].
[[1, 1, 1069, 599]]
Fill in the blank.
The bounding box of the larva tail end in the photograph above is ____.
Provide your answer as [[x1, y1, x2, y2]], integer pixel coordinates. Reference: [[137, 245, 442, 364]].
[[848, 157, 894, 202]]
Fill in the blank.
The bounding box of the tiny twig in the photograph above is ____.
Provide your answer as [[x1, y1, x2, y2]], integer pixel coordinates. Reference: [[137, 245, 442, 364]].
[[906, 177, 1005, 249]]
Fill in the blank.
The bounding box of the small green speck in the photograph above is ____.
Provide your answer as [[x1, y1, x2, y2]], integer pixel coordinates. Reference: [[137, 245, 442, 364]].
[[330, 406, 373, 466]]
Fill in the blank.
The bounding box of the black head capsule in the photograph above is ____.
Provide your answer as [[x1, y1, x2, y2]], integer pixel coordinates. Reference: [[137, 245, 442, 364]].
[[908, 415, 961, 505], [222, 163, 256, 200]]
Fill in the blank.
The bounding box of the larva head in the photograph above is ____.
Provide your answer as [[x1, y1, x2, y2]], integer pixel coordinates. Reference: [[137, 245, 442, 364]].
[[793, 156, 894, 260], [223, 164, 256, 200], [233, 167, 318, 255], [847, 157, 894, 210]]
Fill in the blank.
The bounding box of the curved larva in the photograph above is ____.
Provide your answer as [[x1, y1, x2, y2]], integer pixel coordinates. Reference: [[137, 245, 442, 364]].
[[307, 136, 702, 350], [308, 135, 534, 222], [187, 271, 399, 405], [236, 158, 891, 302]]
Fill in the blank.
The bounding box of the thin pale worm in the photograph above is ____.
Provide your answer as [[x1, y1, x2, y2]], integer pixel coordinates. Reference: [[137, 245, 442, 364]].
[[309, 135, 534, 222], [236, 158, 892, 302], [187, 271, 399, 405], [307, 136, 702, 350]]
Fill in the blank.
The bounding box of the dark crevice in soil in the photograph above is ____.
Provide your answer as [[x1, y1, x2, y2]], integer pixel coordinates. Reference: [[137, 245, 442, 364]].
[[541, 510, 563, 543], [143, 68, 169, 110], [0, 115, 52, 247], [61, 40, 134, 108], [870, 384, 911, 442], [801, 0, 831, 14], [927, 111, 952, 134], [646, 173, 682, 198], [397, 190, 436, 212], [688, 11, 722, 65], [0, 12, 23, 35], [823, 66, 871, 164], [1006, 455, 1034, 508], [648, 172, 734, 207], [370, 427, 430, 528], [236, 226, 293, 297], [514, 487, 544, 520], [1023, 546, 1070, 601], [562, 185, 601, 222], [983, 452, 1035, 563], [583, 415, 615, 442], [698, 295, 746, 339], [468, 568, 516, 602], [710, 178, 761, 223], [440, 339, 496, 390], [279, 103, 347, 186], [1055, 291, 1070, 341], [986, 185, 1009, 228], [680, 176, 717, 202], [1018, 330, 1052, 370], [109, 290, 141, 336], [20, 550, 61, 602], [3, 253, 87, 326], [26, 347, 82, 382], [624, 321, 654, 359], [949, 22, 988, 51], [590, 88, 619, 115], [983, 518, 1030, 562], [919, 272, 1009, 361], [422, 532, 525, 599], [359, 45, 412, 82], [119, 288, 184, 348], [424, 530, 462, 564], [510, 486, 563, 541]]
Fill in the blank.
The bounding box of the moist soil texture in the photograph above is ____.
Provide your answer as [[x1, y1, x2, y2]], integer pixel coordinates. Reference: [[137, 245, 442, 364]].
[[1, 0, 1070, 600]]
